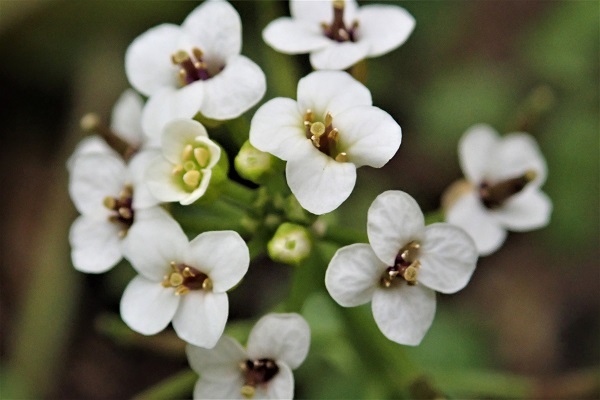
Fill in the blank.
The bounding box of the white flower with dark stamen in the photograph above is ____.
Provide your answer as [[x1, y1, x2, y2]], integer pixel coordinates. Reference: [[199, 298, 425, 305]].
[[325, 190, 478, 346], [125, 0, 266, 142], [145, 119, 221, 205], [444, 124, 552, 256], [68, 151, 163, 273], [121, 211, 249, 348], [249, 70, 401, 215], [186, 313, 310, 399], [263, 0, 415, 70]]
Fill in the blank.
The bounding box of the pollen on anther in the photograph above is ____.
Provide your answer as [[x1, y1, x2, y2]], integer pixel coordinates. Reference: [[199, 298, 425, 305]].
[[335, 152, 348, 162], [103, 196, 116, 210], [169, 272, 184, 287], [310, 122, 326, 137], [202, 278, 213, 291], [241, 385, 255, 399], [182, 144, 194, 161], [183, 170, 201, 188], [194, 147, 210, 168], [172, 164, 184, 175]]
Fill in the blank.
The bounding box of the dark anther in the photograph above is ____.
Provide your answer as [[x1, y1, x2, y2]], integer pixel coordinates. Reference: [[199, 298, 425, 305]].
[[479, 170, 536, 209], [241, 358, 280, 387]]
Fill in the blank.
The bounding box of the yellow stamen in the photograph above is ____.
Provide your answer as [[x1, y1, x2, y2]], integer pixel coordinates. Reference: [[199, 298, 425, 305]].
[[202, 278, 213, 291], [194, 147, 210, 168], [325, 112, 333, 127], [169, 272, 184, 287], [310, 121, 326, 137], [80, 113, 100, 132], [183, 170, 201, 188], [182, 267, 196, 278], [241, 385, 255, 399], [172, 164, 184, 175], [524, 169, 537, 182], [175, 286, 190, 296], [118, 207, 132, 220], [182, 144, 194, 161], [103, 196, 116, 210], [403, 265, 418, 282], [333, 0, 344, 9], [191, 47, 203, 60], [335, 152, 348, 162], [171, 50, 190, 65]]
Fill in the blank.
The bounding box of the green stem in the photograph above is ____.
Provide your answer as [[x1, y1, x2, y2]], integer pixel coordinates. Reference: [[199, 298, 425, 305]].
[[220, 179, 257, 210], [132, 370, 197, 400], [424, 208, 445, 225], [318, 224, 368, 246]]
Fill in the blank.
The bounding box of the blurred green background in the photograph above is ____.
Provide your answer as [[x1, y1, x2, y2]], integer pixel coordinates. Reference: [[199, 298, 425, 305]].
[[0, 1, 598, 399]]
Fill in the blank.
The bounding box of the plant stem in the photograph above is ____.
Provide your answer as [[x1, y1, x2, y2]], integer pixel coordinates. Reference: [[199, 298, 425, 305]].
[[318, 224, 368, 246], [132, 370, 197, 400], [220, 179, 257, 210]]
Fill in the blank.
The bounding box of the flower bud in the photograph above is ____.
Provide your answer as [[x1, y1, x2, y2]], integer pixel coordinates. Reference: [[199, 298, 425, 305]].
[[234, 141, 279, 184], [267, 223, 312, 266]]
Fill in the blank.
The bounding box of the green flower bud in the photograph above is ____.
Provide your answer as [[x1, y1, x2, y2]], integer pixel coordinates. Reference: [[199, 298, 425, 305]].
[[267, 223, 312, 266], [234, 141, 280, 184]]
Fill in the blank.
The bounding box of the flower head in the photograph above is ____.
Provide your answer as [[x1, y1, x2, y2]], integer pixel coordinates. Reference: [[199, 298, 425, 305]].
[[263, 0, 415, 70], [125, 0, 266, 142], [250, 70, 401, 214], [444, 124, 552, 256], [186, 313, 310, 399], [121, 210, 249, 348], [325, 190, 478, 345], [68, 151, 162, 273], [145, 119, 221, 205]]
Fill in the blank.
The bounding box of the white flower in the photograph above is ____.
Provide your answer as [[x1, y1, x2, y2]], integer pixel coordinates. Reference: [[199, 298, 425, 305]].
[[325, 190, 478, 346], [444, 124, 552, 256], [125, 0, 266, 142], [121, 210, 249, 348], [249, 70, 401, 215], [68, 89, 146, 168], [263, 0, 415, 70], [68, 150, 163, 273], [186, 313, 310, 399], [145, 119, 221, 205]]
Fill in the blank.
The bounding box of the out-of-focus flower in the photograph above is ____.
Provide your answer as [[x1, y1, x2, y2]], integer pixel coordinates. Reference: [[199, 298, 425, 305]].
[[68, 151, 162, 273], [325, 190, 478, 345], [145, 119, 221, 205], [125, 0, 266, 143], [444, 124, 552, 256], [121, 211, 249, 348], [186, 313, 310, 399], [263, 0, 415, 70], [249, 70, 401, 215]]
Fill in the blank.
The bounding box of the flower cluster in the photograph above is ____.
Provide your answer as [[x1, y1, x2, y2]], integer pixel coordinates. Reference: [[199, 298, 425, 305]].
[[66, 0, 552, 398]]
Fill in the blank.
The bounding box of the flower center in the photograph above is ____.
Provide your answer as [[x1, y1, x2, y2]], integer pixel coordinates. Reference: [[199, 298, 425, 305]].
[[171, 142, 212, 192], [321, 0, 359, 43], [381, 241, 421, 288], [303, 109, 348, 162], [479, 169, 537, 209], [103, 185, 134, 237], [239, 358, 279, 399], [171, 47, 215, 86], [161, 262, 212, 296]]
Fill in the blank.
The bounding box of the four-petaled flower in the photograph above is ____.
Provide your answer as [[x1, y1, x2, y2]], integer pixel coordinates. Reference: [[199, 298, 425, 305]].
[[444, 124, 552, 256], [121, 210, 249, 348], [249, 70, 402, 215], [126, 0, 266, 144], [145, 119, 221, 205], [325, 190, 478, 345], [186, 313, 310, 399], [263, 0, 415, 70], [68, 151, 163, 273]]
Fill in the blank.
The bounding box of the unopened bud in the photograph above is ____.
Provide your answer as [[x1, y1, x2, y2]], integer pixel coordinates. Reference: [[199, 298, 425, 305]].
[[267, 223, 312, 266], [234, 141, 279, 184]]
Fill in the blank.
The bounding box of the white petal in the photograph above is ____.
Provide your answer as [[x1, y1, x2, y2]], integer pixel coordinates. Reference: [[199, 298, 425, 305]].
[[488, 132, 548, 187], [286, 146, 357, 215], [249, 98, 305, 161], [458, 124, 499, 184], [309, 41, 370, 71], [67, 136, 114, 171], [357, 5, 415, 57], [445, 190, 507, 256], [419, 223, 478, 294], [185, 231, 249, 292], [367, 191, 425, 266], [297, 71, 371, 118], [69, 215, 122, 273], [263, 18, 330, 54], [291, 0, 358, 25], [141, 86, 204, 147], [335, 106, 402, 168], [125, 24, 181, 96], [120, 275, 180, 335], [69, 153, 127, 215], [162, 119, 209, 163], [371, 285, 436, 346], [186, 336, 246, 380], [182, 0, 242, 64], [491, 189, 552, 231], [247, 313, 310, 370], [199, 55, 266, 120], [122, 209, 188, 280], [129, 150, 161, 209], [325, 244, 382, 307], [110, 89, 144, 147], [193, 376, 245, 400], [172, 291, 229, 348], [145, 157, 189, 203], [262, 362, 294, 400]]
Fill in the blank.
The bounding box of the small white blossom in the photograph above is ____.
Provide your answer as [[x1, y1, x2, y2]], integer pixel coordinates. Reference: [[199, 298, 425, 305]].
[[186, 313, 310, 399], [68, 151, 163, 273], [263, 0, 415, 70], [325, 190, 478, 346], [249, 70, 401, 215], [444, 124, 552, 256], [121, 210, 249, 348], [125, 0, 266, 143], [145, 119, 221, 205]]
